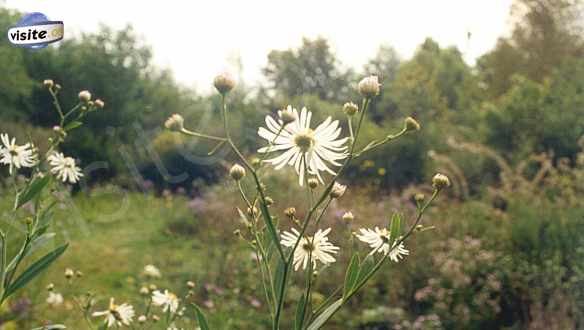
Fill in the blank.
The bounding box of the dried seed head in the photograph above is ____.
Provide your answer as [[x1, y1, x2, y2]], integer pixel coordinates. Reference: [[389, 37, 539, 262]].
[[229, 164, 246, 181], [432, 173, 451, 190], [78, 90, 92, 103], [358, 76, 380, 98], [343, 102, 359, 116], [164, 114, 184, 132], [213, 72, 236, 95], [330, 183, 347, 199], [404, 117, 421, 132]]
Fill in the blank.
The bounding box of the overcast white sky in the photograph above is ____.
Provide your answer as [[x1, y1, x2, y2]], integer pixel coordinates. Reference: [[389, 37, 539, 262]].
[[5, 0, 513, 92]]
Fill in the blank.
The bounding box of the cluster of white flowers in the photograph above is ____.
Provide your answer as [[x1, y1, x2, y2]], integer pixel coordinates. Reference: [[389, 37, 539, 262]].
[[0, 133, 83, 184]]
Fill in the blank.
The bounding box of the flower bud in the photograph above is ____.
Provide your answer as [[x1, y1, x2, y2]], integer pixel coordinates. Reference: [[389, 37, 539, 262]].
[[139, 286, 150, 295], [94, 99, 105, 109], [284, 207, 296, 218], [414, 193, 425, 204], [247, 206, 258, 217], [358, 76, 380, 98], [78, 90, 92, 103], [187, 281, 196, 289], [264, 196, 274, 206], [330, 183, 347, 199], [233, 229, 241, 237], [404, 117, 421, 132], [343, 102, 359, 116], [164, 114, 184, 132], [43, 79, 54, 89], [307, 178, 319, 189], [342, 211, 354, 222], [152, 315, 160, 322], [54, 84, 62, 91], [229, 164, 246, 181], [432, 173, 451, 190], [213, 72, 236, 95], [75, 270, 84, 278], [138, 315, 147, 323], [64, 268, 74, 279], [46, 283, 55, 291], [278, 106, 298, 125]]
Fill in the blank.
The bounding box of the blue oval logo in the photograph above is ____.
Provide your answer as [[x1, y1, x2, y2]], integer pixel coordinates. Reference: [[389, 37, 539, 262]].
[[7, 12, 64, 49]]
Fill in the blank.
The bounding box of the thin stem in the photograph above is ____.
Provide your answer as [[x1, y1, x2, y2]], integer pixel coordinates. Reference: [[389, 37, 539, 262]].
[[180, 128, 227, 142]]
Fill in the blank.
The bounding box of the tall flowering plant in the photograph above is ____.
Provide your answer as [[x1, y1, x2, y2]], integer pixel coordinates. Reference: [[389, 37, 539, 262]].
[[0, 80, 103, 310], [165, 74, 450, 330]]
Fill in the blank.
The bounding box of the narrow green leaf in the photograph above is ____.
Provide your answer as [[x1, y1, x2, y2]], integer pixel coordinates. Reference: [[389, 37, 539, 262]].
[[306, 298, 343, 330], [0, 232, 5, 293], [273, 258, 286, 302], [258, 200, 284, 260], [64, 121, 83, 131], [14, 175, 50, 210], [23, 233, 56, 259], [343, 253, 360, 299], [4, 243, 68, 299], [34, 201, 57, 238], [389, 212, 402, 246], [294, 293, 307, 330], [191, 303, 210, 330], [356, 255, 375, 284]]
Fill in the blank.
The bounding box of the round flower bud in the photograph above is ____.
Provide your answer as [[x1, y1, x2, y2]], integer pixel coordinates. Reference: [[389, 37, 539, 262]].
[[78, 90, 92, 103], [414, 193, 425, 204], [432, 173, 451, 190], [307, 178, 319, 189], [43, 79, 54, 89], [213, 72, 236, 95], [284, 207, 296, 218], [343, 102, 359, 116], [152, 315, 160, 322], [64, 268, 75, 279], [330, 183, 347, 199], [229, 164, 246, 181], [342, 211, 354, 222], [139, 286, 150, 295], [138, 315, 147, 323], [75, 270, 84, 278], [233, 229, 241, 237], [187, 281, 196, 289], [164, 114, 184, 132], [358, 76, 380, 98], [54, 84, 62, 91], [46, 283, 55, 291], [148, 284, 157, 291], [278, 106, 298, 125], [264, 196, 274, 206], [404, 117, 421, 132], [94, 99, 105, 109]]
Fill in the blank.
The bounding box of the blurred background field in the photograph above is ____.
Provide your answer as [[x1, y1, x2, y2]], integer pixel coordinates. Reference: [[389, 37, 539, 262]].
[[1, 0, 584, 329]]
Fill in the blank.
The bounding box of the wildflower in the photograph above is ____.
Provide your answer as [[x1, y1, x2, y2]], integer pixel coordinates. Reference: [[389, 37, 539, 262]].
[[46, 292, 63, 306], [213, 72, 236, 94], [258, 107, 348, 185], [78, 90, 92, 103], [139, 286, 150, 296], [355, 227, 409, 262], [229, 164, 246, 181], [138, 315, 147, 323], [48, 152, 84, 184], [342, 211, 354, 222], [43, 79, 54, 89], [186, 281, 196, 289], [404, 117, 421, 132], [358, 75, 380, 98], [143, 264, 162, 278], [329, 182, 346, 199], [0, 134, 36, 174], [432, 173, 451, 190], [343, 102, 359, 116], [280, 228, 339, 271], [64, 268, 75, 279], [164, 114, 184, 132], [278, 105, 298, 125], [151, 290, 179, 313], [92, 298, 135, 327], [95, 99, 105, 109]]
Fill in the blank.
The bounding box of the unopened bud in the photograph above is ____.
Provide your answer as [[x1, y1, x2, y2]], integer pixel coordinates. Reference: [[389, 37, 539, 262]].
[[164, 114, 184, 132], [358, 76, 380, 98], [138, 315, 147, 323], [307, 178, 319, 189], [43, 79, 54, 89], [229, 164, 246, 181], [94, 99, 105, 109], [152, 315, 160, 322], [264, 196, 274, 206], [329, 183, 347, 199], [233, 229, 241, 237], [78, 90, 91, 103], [284, 207, 296, 218], [64, 268, 74, 279], [404, 117, 421, 132], [75, 270, 84, 278], [432, 173, 451, 190], [187, 281, 196, 289], [247, 206, 258, 217], [278, 106, 298, 125], [342, 211, 354, 222], [342, 102, 359, 116], [414, 193, 425, 204], [140, 286, 149, 295], [46, 283, 55, 291], [54, 84, 61, 91], [213, 72, 236, 95]]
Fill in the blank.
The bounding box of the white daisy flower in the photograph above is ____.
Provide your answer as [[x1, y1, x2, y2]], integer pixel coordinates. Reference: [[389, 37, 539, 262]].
[[47, 152, 83, 184], [355, 227, 409, 262], [281, 228, 340, 271], [258, 106, 348, 186], [92, 298, 135, 327], [0, 133, 36, 174], [46, 292, 64, 306], [152, 290, 179, 313], [143, 264, 162, 278]]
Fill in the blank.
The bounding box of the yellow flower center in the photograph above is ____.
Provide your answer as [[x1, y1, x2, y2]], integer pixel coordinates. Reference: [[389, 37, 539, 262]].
[[293, 129, 315, 153]]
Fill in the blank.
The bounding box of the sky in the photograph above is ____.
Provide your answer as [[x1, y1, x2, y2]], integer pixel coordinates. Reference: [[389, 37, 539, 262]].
[[5, 0, 514, 92]]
